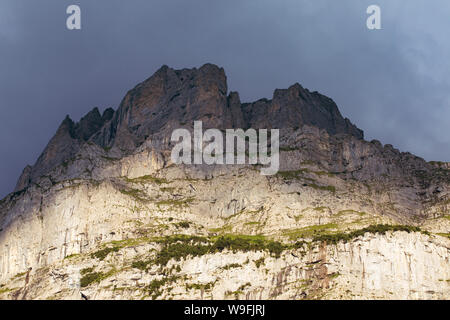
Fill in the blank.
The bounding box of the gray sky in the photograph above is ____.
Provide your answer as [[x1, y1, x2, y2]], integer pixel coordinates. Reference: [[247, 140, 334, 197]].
[[1, 0, 449, 198]]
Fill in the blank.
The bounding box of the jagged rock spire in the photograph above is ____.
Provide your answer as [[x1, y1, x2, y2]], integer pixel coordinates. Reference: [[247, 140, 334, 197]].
[[15, 63, 364, 191]]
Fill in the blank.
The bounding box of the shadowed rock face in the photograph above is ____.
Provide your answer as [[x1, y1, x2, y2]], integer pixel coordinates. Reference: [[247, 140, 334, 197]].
[[90, 64, 233, 153], [242, 83, 363, 139], [15, 63, 363, 190], [75, 107, 114, 141], [14, 108, 114, 191], [101, 64, 363, 146]]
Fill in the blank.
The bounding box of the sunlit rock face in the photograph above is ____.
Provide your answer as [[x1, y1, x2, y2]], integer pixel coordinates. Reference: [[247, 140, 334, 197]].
[[0, 64, 448, 300]]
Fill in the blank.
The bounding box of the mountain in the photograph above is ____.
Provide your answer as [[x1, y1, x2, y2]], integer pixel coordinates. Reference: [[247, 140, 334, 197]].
[[0, 64, 448, 300]]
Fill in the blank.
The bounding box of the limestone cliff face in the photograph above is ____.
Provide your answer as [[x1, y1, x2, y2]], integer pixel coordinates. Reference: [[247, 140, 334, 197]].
[[0, 64, 449, 300]]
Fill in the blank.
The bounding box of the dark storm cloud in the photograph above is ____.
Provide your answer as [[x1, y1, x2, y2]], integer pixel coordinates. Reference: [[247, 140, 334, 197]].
[[0, 0, 449, 198]]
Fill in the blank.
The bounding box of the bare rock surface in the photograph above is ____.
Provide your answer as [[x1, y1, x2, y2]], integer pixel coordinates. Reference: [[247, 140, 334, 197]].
[[0, 64, 448, 300]]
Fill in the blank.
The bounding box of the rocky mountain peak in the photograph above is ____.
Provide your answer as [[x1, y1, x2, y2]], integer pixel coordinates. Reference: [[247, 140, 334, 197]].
[[242, 82, 364, 138], [103, 63, 362, 144], [1, 65, 448, 301], [73, 107, 112, 141], [15, 63, 365, 191], [13, 108, 114, 192]]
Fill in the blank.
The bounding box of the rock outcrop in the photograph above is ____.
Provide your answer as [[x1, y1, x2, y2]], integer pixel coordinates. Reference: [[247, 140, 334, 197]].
[[0, 64, 448, 300], [16, 64, 364, 191], [241, 83, 363, 138], [14, 107, 114, 192]]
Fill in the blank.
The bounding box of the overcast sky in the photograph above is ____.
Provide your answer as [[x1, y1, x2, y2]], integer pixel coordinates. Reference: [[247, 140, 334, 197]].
[[0, 0, 449, 198]]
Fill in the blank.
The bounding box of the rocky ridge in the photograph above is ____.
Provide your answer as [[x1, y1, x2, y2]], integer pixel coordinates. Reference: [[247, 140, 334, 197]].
[[0, 64, 448, 300]]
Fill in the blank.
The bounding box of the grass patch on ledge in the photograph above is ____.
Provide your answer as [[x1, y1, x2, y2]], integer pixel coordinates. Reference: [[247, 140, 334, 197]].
[[80, 268, 117, 288], [91, 246, 120, 261], [276, 169, 309, 180], [108, 237, 150, 248], [64, 253, 80, 260], [254, 257, 265, 268], [221, 263, 242, 270], [284, 223, 339, 240], [0, 286, 14, 295], [222, 207, 264, 223], [12, 271, 28, 279], [124, 175, 169, 185], [307, 183, 336, 193], [147, 275, 181, 300], [80, 267, 94, 275], [154, 234, 285, 266], [131, 259, 153, 271], [209, 225, 233, 233], [156, 197, 195, 209], [312, 171, 335, 177], [86, 225, 430, 277], [91, 236, 158, 261], [284, 224, 427, 244], [312, 224, 427, 244], [313, 206, 329, 213], [119, 188, 147, 202], [153, 234, 210, 245], [186, 281, 216, 291], [336, 210, 367, 217], [175, 221, 191, 229]]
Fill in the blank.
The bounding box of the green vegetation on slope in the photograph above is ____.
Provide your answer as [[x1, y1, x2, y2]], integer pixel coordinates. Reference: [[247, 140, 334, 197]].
[[80, 268, 117, 288], [124, 175, 169, 185], [151, 234, 285, 266], [82, 224, 430, 285], [312, 224, 427, 244]]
